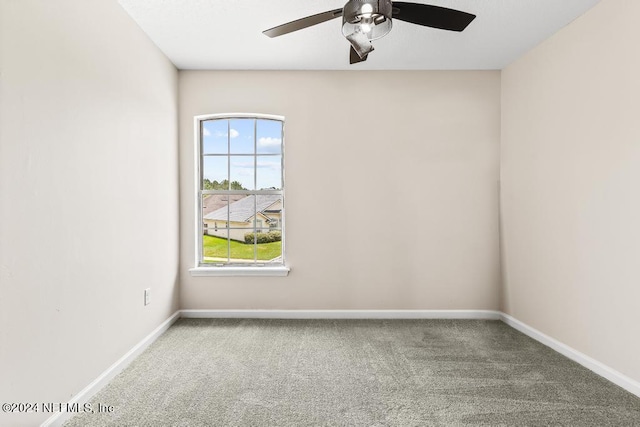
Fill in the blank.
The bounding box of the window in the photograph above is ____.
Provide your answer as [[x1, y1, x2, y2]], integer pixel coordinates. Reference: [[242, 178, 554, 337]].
[[191, 114, 288, 276]]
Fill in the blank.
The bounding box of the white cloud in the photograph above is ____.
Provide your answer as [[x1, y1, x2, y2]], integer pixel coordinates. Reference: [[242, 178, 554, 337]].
[[213, 129, 239, 138], [231, 161, 253, 168], [258, 137, 281, 147], [231, 161, 280, 171], [257, 161, 280, 170], [203, 127, 211, 136]]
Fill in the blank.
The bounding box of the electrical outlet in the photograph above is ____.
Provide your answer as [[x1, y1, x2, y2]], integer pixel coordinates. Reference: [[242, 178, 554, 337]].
[[144, 288, 150, 306]]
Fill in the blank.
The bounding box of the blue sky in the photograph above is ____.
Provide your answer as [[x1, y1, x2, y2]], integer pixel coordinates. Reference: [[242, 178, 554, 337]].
[[202, 119, 282, 190]]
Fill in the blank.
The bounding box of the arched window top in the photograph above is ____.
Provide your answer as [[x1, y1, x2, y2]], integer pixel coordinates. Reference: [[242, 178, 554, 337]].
[[191, 114, 288, 276]]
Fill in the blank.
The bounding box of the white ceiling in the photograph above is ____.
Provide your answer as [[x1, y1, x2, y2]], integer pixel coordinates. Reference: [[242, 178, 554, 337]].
[[118, 0, 601, 70]]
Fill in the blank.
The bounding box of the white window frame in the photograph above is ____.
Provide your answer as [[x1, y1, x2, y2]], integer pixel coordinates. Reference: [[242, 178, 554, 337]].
[[189, 113, 289, 277]]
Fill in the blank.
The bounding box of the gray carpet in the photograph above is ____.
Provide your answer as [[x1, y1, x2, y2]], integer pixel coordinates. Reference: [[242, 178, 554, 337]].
[[64, 319, 640, 426]]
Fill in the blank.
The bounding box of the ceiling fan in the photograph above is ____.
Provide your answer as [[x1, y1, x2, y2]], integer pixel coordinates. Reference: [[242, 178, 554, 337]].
[[263, 0, 476, 64]]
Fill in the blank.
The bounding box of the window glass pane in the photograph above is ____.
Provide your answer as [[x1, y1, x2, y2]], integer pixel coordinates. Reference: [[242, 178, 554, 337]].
[[202, 120, 228, 154], [256, 156, 281, 190], [259, 233, 282, 263], [202, 194, 230, 265], [203, 229, 229, 264], [229, 119, 254, 154], [258, 195, 282, 226], [202, 194, 230, 224], [230, 156, 255, 190], [202, 156, 228, 190], [202, 194, 229, 238], [225, 193, 253, 230], [256, 195, 283, 264], [257, 119, 282, 154], [229, 246, 257, 264], [227, 194, 255, 264]]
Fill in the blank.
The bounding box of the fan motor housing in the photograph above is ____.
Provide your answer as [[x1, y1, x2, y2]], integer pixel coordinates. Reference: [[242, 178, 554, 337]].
[[342, 0, 393, 40]]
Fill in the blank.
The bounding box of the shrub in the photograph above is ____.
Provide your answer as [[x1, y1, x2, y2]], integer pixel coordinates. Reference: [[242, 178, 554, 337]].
[[244, 230, 282, 244]]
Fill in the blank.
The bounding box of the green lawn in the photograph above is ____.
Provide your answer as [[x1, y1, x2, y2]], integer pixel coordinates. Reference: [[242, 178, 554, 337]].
[[203, 235, 281, 261]]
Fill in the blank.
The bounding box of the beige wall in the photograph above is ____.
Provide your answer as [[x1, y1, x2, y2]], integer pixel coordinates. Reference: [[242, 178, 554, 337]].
[[0, 1, 179, 425], [180, 71, 501, 310], [501, 0, 640, 384]]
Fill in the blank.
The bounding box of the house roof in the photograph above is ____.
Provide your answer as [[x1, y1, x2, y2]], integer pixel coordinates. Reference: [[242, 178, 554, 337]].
[[204, 194, 281, 223], [202, 194, 246, 216]]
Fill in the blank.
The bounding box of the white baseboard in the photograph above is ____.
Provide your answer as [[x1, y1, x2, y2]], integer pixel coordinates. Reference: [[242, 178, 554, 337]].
[[500, 313, 640, 398], [41, 311, 181, 427], [180, 309, 502, 320]]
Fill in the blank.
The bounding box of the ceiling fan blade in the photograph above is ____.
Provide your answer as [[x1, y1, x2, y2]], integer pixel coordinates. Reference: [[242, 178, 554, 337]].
[[392, 2, 475, 32], [350, 46, 368, 64], [263, 8, 343, 37]]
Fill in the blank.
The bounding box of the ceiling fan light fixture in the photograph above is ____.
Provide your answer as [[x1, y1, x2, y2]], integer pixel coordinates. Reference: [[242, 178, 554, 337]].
[[345, 30, 375, 59], [342, 0, 392, 41], [263, 1, 476, 65]]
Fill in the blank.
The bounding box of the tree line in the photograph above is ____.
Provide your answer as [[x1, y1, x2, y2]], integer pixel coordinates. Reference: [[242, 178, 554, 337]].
[[203, 179, 247, 191]]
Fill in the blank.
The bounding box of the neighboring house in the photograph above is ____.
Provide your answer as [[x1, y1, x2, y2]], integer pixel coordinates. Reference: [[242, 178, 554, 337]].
[[203, 194, 282, 242]]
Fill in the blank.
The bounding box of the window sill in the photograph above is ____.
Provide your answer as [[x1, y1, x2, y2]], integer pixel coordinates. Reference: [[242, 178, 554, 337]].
[[189, 266, 290, 277]]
